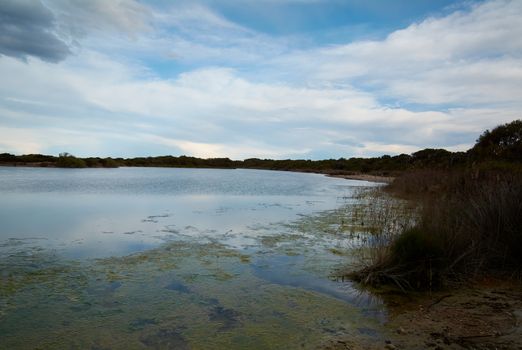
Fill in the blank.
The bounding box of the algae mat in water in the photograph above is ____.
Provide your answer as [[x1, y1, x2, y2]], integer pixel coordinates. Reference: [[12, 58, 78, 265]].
[[0, 206, 393, 349]]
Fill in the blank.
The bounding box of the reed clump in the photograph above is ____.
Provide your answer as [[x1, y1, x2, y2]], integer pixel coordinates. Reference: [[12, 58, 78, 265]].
[[349, 167, 522, 290]]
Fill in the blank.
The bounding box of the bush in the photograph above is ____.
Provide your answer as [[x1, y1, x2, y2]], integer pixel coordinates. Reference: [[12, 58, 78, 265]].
[[390, 227, 443, 289], [101, 158, 119, 168], [56, 153, 86, 168], [391, 228, 442, 266]]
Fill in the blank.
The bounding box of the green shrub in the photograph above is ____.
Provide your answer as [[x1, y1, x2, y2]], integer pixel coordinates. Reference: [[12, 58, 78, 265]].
[[391, 228, 443, 266], [56, 153, 86, 168], [101, 158, 119, 168], [390, 227, 443, 289]]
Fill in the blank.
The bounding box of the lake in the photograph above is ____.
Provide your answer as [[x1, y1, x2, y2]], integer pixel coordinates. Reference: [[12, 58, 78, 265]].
[[0, 167, 389, 349]]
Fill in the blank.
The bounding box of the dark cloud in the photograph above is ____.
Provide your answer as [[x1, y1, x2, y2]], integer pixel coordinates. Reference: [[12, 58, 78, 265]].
[[0, 0, 71, 62]]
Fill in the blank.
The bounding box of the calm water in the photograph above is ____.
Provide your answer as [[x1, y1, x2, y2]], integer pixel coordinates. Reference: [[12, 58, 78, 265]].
[[0, 167, 376, 258], [0, 167, 389, 349]]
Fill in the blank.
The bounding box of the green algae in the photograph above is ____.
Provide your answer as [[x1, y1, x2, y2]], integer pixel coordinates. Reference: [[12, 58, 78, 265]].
[[259, 233, 304, 248], [0, 196, 397, 349], [329, 248, 348, 256]]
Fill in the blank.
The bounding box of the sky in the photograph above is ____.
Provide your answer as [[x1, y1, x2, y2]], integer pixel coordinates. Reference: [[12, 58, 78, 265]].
[[0, 0, 521, 160]]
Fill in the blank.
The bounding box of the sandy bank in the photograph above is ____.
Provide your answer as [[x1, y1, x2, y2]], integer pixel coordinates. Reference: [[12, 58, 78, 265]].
[[327, 173, 395, 184]]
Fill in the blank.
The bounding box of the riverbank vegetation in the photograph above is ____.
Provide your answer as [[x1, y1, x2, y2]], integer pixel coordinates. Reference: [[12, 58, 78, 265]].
[[2, 123, 518, 173], [0, 150, 462, 172], [0, 141, 469, 172], [349, 120, 522, 290]]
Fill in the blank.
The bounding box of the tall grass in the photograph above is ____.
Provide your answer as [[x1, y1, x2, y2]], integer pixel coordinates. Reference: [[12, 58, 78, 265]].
[[345, 189, 419, 290], [422, 171, 522, 276], [349, 168, 522, 290]]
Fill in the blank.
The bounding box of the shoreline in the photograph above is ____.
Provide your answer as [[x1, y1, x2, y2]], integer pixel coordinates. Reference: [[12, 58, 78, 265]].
[[0, 163, 395, 184], [326, 173, 394, 184], [326, 279, 522, 350]]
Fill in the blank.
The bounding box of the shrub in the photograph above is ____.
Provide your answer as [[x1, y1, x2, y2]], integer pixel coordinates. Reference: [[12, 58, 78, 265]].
[[391, 228, 442, 266], [101, 158, 119, 168], [56, 153, 86, 168], [390, 227, 443, 289]]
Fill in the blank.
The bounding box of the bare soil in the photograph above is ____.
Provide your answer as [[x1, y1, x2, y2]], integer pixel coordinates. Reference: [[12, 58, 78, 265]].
[[323, 278, 522, 349]]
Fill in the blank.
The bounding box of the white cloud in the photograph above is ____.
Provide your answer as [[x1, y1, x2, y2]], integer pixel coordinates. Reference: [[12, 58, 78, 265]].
[[143, 134, 310, 159], [357, 142, 419, 156], [0, 125, 104, 155], [0, 127, 44, 154], [271, 0, 522, 106], [44, 0, 152, 37], [0, 0, 520, 159]]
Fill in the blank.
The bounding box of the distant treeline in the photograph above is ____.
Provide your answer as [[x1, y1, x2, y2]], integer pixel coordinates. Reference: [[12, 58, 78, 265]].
[[1, 120, 521, 173], [0, 149, 468, 173]]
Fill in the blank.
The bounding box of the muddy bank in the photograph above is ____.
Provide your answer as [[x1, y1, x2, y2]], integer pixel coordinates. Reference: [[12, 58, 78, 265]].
[[324, 279, 522, 350]]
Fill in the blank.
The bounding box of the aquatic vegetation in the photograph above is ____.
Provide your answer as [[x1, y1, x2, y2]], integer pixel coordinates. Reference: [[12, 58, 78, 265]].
[[259, 233, 304, 248], [0, 168, 396, 349], [165, 280, 191, 293], [140, 327, 190, 349], [329, 248, 348, 256], [0, 202, 392, 349], [128, 317, 158, 332]]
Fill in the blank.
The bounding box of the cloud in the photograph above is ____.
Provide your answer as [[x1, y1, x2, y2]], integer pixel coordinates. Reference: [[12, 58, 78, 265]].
[[144, 134, 310, 159], [0, 0, 520, 159], [0, 0, 70, 62], [46, 0, 152, 37], [0, 52, 500, 159], [270, 0, 522, 106], [143, 3, 290, 66], [0, 0, 151, 63], [0, 127, 44, 154], [0, 125, 102, 155]]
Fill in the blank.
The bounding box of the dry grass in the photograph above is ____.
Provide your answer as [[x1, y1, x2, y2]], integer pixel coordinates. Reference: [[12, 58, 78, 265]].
[[343, 189, 418, 290], [348, 168, 522, 290]]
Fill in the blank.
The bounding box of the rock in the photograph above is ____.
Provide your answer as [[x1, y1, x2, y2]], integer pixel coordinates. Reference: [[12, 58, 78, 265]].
[[384, 344, 396, 350]]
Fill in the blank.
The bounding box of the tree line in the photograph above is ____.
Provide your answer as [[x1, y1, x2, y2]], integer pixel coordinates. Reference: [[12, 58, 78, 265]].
[[1, 120, 520, 172]]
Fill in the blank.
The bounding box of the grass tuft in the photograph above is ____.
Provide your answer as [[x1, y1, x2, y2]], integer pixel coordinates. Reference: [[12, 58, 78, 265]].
[[348, 167, 522, 290]]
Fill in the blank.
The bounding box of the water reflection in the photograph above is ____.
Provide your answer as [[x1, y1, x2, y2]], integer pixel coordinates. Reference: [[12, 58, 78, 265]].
[[0, 167, 387, 349], [252, 254, 384, 309], [0, 167, 377, 258]]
